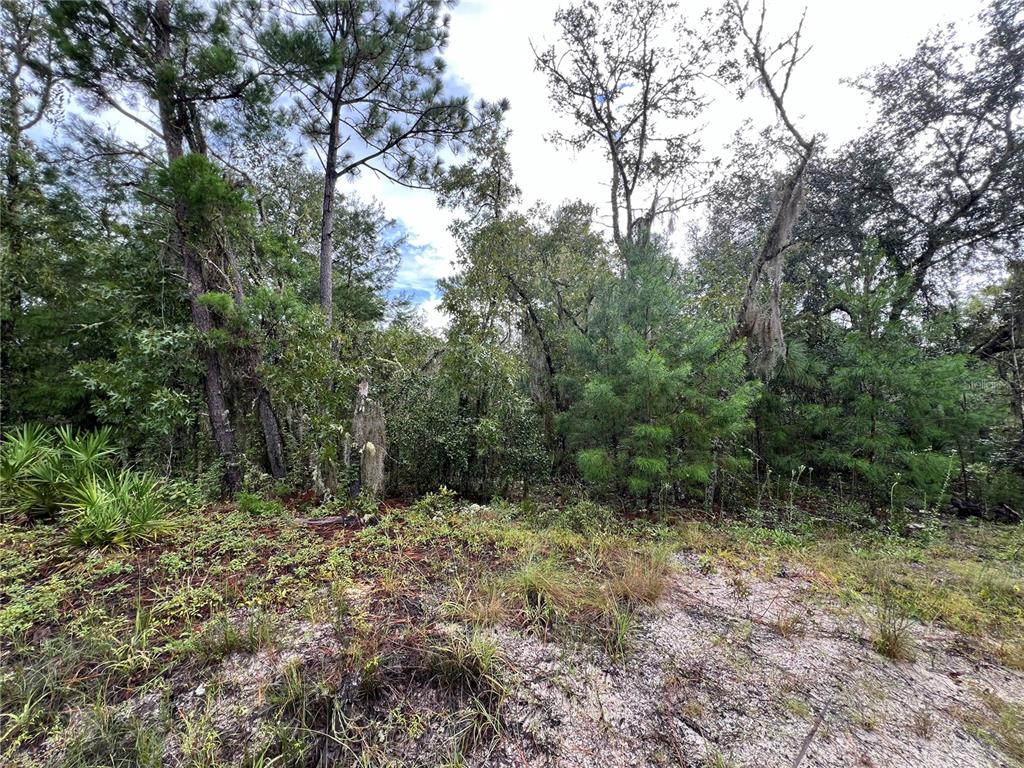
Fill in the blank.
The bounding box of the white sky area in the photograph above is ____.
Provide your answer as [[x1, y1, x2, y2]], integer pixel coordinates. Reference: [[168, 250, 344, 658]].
[[361, 0, 985, 328]]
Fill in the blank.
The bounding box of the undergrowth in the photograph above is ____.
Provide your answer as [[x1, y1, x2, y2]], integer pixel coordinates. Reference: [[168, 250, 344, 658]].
[[1, 488, 1021, 765]]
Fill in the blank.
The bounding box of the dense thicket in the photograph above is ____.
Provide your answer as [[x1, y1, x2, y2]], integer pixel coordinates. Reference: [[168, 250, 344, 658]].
[[2, 0, 1022, 523]]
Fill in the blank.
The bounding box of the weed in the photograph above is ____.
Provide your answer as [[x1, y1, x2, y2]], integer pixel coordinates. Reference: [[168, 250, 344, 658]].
[[598, 601, 635, 659], [704, 748, 737, 768], [506, 556, 580, 628], [452, 696, 503, 752], [772, 612, 805, 639], [179, 692, 222, 767], [728, 573, 751, 599], [783, 696, 811, 719], [236, 492, 286, 517], [357, 653, 387, 699], [263, 659, 353, 766], [443, 577, 510, 627], [911, 709, 935, 739], [428, 630, 508, 711], [61, 699, 164, 768], [607, 546, 672, 606], [0, 664, 56, 753], [966, 692, 1024, 763], [697, 551, 717, 575], [869, 594, 916, 661]]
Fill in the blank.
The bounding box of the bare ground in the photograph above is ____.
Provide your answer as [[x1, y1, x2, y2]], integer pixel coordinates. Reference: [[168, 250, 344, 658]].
[[486, 552, 1024, 768], [144, 549, 1024, 768]]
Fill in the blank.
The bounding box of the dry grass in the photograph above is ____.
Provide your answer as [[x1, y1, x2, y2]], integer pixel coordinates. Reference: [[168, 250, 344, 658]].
[[606, 546, 673, 607]]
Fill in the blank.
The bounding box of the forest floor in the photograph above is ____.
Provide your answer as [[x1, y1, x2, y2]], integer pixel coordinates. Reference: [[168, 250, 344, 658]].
[[2, 492, 1023, 767]]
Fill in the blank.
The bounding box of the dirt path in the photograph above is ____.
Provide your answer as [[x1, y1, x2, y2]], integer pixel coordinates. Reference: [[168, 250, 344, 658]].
[[488, 553, 1024, 767]]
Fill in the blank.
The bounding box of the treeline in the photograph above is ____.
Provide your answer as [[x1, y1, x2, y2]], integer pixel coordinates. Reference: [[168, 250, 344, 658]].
[[1, 0, 1022, 520]]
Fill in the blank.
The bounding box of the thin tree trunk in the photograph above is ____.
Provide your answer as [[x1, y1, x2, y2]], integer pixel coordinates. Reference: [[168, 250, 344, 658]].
[[223, 237, 287, 479], [258, 386, 286, 479], [319, 72, 343, 332], [1, 76, 24, 418], [154, 0, 240, 493], [179, 231, 241, 492]]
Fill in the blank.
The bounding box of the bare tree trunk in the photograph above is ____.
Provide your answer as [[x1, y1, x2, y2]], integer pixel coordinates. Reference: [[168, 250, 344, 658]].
[[319, 72, 343, 333], [352, 380, 386, 496], [733, 149, 812, 377], [1, 92, 23, 419]]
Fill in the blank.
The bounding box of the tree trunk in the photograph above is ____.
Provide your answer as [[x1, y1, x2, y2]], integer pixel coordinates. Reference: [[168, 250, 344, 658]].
[[223, 237, 287, 479], [258, 386, 287, 479], [319, 71, 344, 332], [733, 148, 813, 378], [1, 75, 24, 419], [154, 0, 240, 494], [352, 379, 386, 496]]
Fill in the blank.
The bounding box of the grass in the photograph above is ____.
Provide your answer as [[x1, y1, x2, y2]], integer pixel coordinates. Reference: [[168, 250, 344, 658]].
[[428, 630, 508, 708], [61, 701, 165, 768], [970, 692, 1024, 764], [676, 517, 1024, 668], [869, 593, 917, 661], [2, 487, 1022, 766]]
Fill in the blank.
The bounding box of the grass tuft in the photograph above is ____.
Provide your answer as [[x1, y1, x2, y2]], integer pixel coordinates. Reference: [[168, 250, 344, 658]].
[[869, 594, 917, 661]]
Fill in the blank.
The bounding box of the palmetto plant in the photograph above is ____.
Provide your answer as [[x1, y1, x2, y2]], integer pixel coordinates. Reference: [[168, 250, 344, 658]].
[[55, 426, 117, 479], [66, 471, 172, 548], [1, 424, 62, 520], [1, 425, 172, 547]]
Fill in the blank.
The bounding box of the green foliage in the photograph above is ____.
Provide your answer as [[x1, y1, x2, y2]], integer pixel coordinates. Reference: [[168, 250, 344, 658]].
[[382, 328, 548, 497], [757, 243, 1006, 514], [1, 426, 172, 547], [236, 492, 286, 517], [65, 470, 172, 548], [561, 242, 758, 506]]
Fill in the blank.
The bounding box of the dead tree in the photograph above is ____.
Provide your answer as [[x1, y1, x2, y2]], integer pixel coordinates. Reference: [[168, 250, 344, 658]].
[[729, 1, 816, 377], [351, 379, 387, 497]]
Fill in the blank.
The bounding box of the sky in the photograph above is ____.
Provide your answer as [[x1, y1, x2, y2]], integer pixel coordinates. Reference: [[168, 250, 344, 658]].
[[357, 0, 986, 328]]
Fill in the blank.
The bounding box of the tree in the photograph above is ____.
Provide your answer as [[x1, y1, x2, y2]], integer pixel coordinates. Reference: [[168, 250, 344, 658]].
[[258, 0, 495, 332], [438, 124, 612, 460], [48, 0, 276, 491], [839, 0, 1024, 323], [562, 239, 758, 509], [972, 258, 1024, 474], [726, 0, 816, 377], [534, 0, 725, 248], [1, 0, 62, 419]]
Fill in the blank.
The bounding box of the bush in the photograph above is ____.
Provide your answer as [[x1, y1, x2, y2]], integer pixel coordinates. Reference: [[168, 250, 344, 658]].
[[236, 491, 286, 517], [0, 425, 173, 547], [65, 471, 172, 547]]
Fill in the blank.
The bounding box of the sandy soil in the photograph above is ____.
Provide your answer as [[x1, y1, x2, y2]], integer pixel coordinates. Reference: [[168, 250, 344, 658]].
[[486, 553, 1024, 768]]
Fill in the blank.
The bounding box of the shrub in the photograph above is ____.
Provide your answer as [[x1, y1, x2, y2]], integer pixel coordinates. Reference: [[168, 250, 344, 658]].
[[548, 499, 616, 534], [65, 470, 172, 548], [1, 426, 172, 548], [236, 492, 286, 517], [411, 486, 458, 516], [1, 424, 68, 520]]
